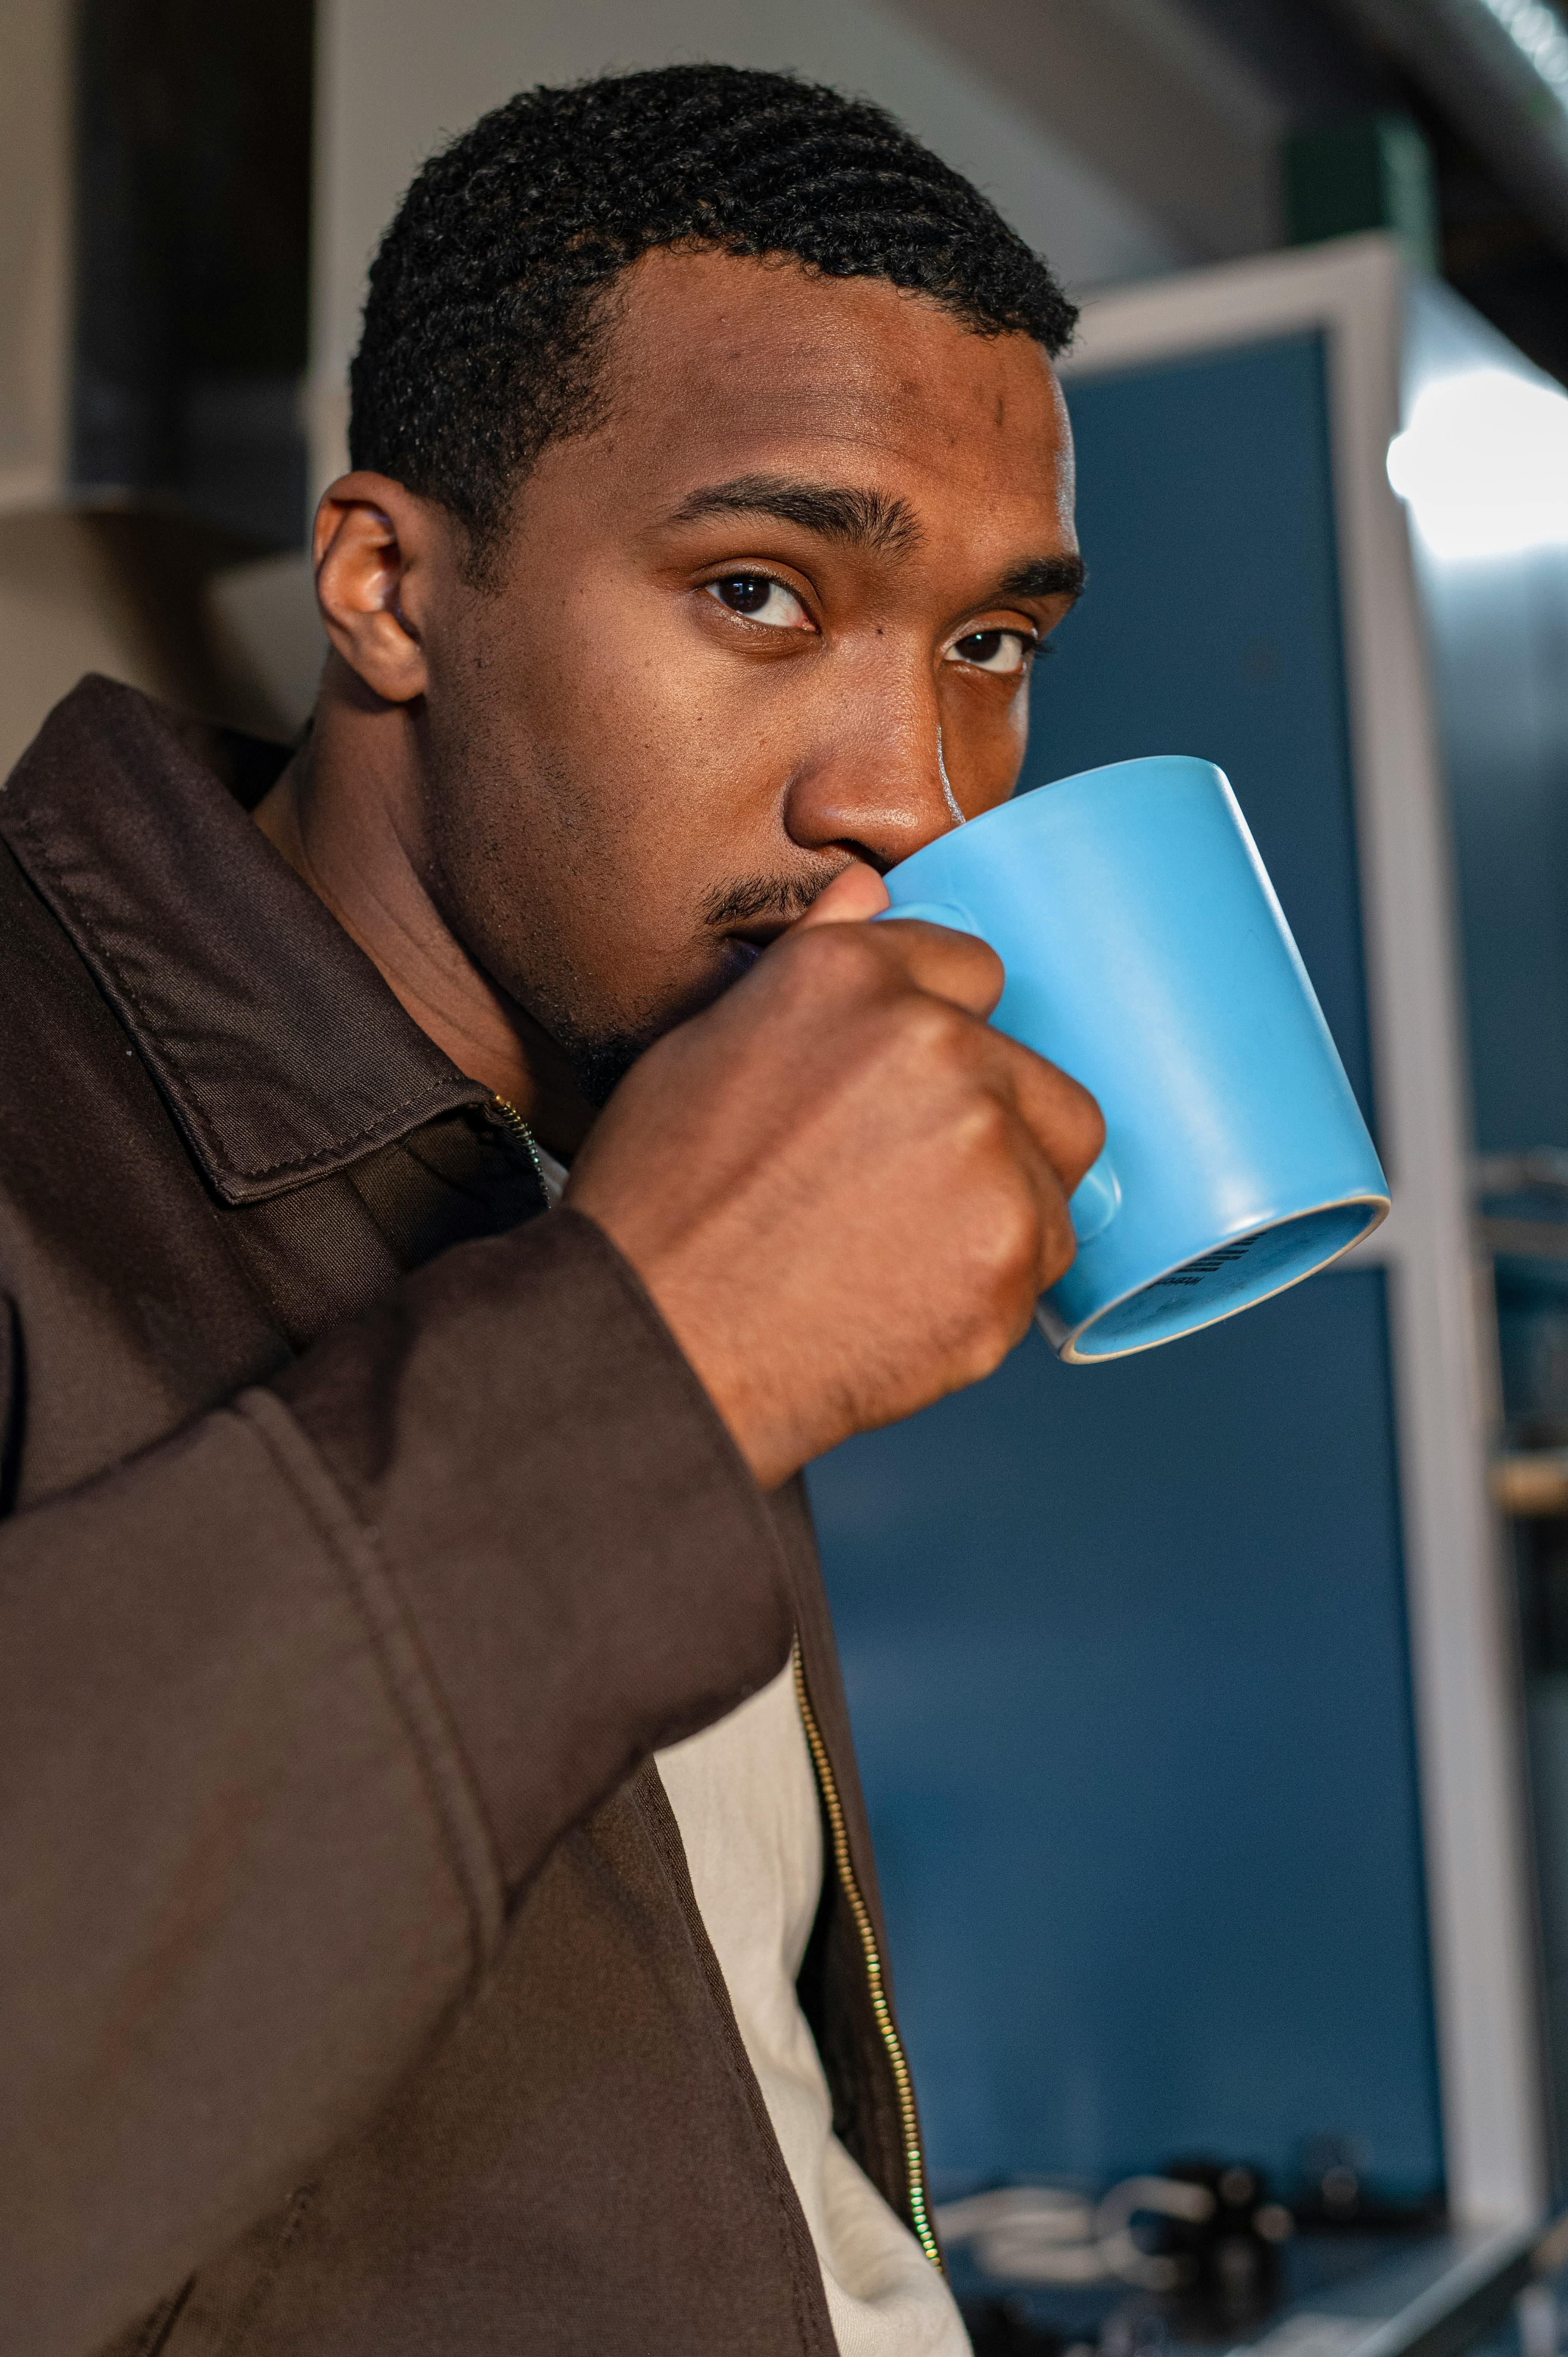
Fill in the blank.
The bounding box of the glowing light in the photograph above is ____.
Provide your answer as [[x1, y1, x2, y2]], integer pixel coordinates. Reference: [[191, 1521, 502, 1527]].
[[1474, 0, 1568, 112], [1386, 368, 1568, 561]]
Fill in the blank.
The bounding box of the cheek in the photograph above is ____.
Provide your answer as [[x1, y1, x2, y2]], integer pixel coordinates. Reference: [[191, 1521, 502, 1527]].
[[568, 617, 805, 871], [947, 682, 1033, 816], [461, 604, 711, 881], [434, 694, 723, 1017], [427, 583, 808, 1020]]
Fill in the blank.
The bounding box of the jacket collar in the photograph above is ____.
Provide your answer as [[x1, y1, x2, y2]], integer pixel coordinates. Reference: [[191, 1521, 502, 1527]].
[[0, 675, 487, 1205]]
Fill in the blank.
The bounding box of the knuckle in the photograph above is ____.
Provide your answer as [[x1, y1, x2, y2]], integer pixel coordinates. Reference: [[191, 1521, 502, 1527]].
[[954, 1092, 1014, 1166], [950, 1328, 1012, 1391], [950, 1250, 1040, 1383], [1017, 1051, 1105, 1191], [972, 938, 1008, 1006], [896, 996, 971, 1071], [1038, 1197, 1079, 1287], [967, 1171, 1042, 1295], [1071, 1082, 1108, 1165]]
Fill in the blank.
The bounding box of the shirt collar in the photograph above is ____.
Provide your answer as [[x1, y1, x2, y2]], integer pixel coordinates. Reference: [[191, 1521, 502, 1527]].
[[0, 675, 487, 1205]]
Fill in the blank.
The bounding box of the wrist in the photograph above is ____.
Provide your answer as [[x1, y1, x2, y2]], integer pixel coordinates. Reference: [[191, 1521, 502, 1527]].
[[570, 1199, 806, 1489]]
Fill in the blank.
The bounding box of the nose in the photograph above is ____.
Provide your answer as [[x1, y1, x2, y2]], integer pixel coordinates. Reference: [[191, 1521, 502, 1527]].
[[779, 659, 960, 874]]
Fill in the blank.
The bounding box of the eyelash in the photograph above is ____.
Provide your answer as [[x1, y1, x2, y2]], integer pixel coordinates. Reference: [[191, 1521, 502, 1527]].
[[951, 629, 1042, 668], [702, 572, 1047, 667], [705, 571, 811, 622]]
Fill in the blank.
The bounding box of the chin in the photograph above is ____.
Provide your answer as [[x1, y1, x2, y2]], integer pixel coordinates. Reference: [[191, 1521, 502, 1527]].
[[558, 958, 727, 1104], [556, 939, 759, 1106]]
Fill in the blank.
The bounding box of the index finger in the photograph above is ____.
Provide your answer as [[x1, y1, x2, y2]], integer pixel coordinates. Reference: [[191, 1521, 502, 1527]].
[[987, 1026, 1107, 1201], [785, 867, 1005, 1021], [862, 914, 1006, 1022]]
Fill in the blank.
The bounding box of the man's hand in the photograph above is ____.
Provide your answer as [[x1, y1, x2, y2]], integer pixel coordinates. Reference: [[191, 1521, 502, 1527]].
[[567, 865, 1104, 1488]]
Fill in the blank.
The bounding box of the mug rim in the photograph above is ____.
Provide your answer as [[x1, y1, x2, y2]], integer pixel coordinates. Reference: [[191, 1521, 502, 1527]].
[[1046, 1187, 1391, 1366], [890, 751, 1230, 881]]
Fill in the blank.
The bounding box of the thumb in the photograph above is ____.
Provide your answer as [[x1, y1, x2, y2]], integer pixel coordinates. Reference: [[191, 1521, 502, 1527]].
[[791, 861, 891, 933]]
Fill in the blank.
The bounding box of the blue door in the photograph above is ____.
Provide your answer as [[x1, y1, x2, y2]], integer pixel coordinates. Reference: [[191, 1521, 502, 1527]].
[[807, 334, 1444, 2204]]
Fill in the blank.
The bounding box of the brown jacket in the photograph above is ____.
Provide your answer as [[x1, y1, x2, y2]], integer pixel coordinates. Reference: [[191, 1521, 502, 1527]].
[[0, 678, 939, 2357]]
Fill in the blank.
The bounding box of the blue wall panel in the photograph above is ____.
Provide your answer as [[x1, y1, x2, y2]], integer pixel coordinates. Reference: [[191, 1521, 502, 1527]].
[[808, 335, 1442, 2202], [810, 1275, 1440, 2198], [1020, 334, 1376, 1138]]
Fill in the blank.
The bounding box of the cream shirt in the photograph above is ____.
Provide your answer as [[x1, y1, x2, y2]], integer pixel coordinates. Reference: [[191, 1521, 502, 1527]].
[[656, 1668, 971, 2357]]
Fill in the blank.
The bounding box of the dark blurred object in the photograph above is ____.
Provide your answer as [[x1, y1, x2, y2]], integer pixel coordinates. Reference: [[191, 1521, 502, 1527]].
[[1475, 1155, 1568, 1456], [1516, 1522, 1568, 1675], [1323, 0, 1568, 260], [1495, 1265, 1568, 1458], [1157, 2159, 1294, 2327], [1420, 85, 1568, 395], [959, 2297, 1163, 2357], [961, 2299, 1069, 2357], [71, 0, 314, 546], [1178, 0, 1568, 389], [1289, 2134, 1447, 2233], [1284, 112, 1439, 269], [1099, 2299, 1170, 2357]]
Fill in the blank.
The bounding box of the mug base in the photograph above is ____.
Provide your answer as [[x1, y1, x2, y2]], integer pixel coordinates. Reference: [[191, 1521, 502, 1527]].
[[1040, 1195, 1390, 1364]]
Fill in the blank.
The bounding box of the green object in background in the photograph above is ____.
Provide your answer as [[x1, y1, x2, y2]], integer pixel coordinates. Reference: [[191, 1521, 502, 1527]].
[[1284, 113, 1439, 274]]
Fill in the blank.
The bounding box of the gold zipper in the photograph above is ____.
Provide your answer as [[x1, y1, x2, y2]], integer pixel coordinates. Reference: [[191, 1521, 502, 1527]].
[[791, 1640, 943, 2272], [489, 1093, 551, 1199]]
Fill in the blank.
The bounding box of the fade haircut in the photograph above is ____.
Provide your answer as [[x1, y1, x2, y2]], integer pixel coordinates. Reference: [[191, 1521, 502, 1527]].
[[349, 63, 1078, 572]]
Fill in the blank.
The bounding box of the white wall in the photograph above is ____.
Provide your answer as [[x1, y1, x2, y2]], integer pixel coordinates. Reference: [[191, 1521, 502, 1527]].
[[309, 0, 1183, 494], [0, 0, 72, 507], [893, 0, 1283, 263]]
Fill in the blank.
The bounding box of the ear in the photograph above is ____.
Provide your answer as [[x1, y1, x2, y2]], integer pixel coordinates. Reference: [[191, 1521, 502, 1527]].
[[312, 472, 447, 704]]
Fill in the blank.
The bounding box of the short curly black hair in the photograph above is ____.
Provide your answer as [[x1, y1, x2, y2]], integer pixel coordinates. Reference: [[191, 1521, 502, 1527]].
[[349, 63, 1077, 568]]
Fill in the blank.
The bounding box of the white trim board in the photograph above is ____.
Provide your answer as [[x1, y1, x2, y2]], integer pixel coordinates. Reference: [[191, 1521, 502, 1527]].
[[1067, 235, 1546, 2228]]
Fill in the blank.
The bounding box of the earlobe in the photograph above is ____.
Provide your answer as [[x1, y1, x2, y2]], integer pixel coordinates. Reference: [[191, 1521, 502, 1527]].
[[312, 472, 432, 706]]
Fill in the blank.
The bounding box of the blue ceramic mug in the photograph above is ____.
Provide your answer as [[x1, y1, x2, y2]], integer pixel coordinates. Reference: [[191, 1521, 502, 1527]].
[[878, 754, 1389, 1363]]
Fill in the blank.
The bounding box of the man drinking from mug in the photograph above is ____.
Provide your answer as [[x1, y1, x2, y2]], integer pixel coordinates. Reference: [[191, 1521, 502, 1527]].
[[0, 64, 1099, 2357]]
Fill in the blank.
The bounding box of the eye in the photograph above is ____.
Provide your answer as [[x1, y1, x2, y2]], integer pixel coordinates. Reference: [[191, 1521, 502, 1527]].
[[706, 574, 812, 631], [947, 628, 1035, 675]]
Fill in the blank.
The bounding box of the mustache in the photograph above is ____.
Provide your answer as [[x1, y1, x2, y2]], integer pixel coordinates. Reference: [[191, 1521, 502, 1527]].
[[697, 871, 839, 929]]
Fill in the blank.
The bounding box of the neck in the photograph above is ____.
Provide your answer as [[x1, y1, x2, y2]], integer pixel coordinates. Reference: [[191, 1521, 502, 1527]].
[[253, 664, 593, 1156]]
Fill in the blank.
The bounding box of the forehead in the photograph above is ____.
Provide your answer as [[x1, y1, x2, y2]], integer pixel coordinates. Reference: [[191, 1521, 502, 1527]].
[[585, 246, 1075, 538]]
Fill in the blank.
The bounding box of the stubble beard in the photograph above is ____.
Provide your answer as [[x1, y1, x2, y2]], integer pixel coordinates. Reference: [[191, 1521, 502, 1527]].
[[423, 712, 837, 1109]]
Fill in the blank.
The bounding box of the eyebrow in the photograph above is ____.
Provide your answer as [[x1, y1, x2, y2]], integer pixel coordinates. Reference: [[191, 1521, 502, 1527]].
[[667, 473, 1086, 606], [667, 475, 921, 557], [998, 553, 1086, 605]]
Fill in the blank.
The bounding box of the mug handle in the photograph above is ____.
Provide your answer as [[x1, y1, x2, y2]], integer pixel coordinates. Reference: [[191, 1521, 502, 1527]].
[[1067, 1149, 1120, 1245], [875, 903, 1122, 1248], [874, 898, 980, 935]]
